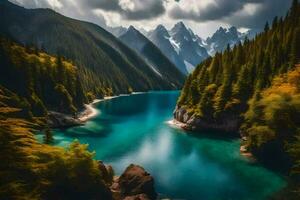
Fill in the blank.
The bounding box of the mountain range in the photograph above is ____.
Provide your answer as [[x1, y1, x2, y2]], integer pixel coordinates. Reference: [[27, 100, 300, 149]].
[[0, 0, 185, 98], [204, 26, 258, 55], [113, 22, 259, 74], [119, 26, 184, 82], [147, 22, 209, 74]]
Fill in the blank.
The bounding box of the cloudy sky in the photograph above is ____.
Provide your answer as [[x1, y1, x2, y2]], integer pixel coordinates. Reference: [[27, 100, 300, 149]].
[[9, 0, 293, 38]]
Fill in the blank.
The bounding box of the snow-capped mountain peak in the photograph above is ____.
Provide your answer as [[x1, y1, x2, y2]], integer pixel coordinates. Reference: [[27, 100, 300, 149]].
[[115, 22, 260, 74], [147, 22, 209, 74], [205, 26, 255, 55]]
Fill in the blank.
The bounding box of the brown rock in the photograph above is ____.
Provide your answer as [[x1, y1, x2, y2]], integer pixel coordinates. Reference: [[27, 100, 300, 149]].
[[47, 111, 83, 128], [98, 161, 114, 185], [118, 164, 157, 200], [174, 107, 240, 133]]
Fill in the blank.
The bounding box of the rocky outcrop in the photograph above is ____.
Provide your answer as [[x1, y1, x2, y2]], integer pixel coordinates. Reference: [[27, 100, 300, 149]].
[[174, 106, 240, 133], [111, 164, 157, 200], [47, 111, 83, 128], [98, 161, 114, 185]]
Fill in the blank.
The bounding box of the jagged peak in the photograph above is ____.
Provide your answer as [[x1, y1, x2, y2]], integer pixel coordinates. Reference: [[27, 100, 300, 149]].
[[216, 27, 226, 34], [229, 26, 238, 32], [125, 25, 142, 37], [172, 21, 188, 31], [156, 24, 166, 30], [128, 25, 137, 32], [170, 21, 191, 38], [152, 24, 169, 37]]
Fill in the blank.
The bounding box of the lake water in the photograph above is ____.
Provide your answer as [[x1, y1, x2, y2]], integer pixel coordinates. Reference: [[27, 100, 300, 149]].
[[44, 91, 286, 200]]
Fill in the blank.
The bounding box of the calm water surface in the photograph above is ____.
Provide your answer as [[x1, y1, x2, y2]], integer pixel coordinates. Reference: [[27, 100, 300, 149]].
[[43, 91, 286, 200]]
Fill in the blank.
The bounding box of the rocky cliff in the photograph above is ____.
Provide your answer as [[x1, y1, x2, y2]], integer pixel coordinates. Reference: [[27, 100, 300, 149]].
[[173, 106, 240, 133]]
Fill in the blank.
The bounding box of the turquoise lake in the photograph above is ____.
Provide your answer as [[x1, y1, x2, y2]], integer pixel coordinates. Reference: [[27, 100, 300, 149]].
[[43, 91, 286, 200]]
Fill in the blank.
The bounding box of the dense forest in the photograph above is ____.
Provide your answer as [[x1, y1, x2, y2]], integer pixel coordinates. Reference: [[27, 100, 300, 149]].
[[0, 38, 88, 117], [176, 0, 300, 197]]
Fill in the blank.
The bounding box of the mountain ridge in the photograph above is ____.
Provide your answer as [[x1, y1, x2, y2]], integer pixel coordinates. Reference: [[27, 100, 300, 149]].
[[0, 0, 184, 98], [119, 26, 185, 84], [147, 22, 209, 74]]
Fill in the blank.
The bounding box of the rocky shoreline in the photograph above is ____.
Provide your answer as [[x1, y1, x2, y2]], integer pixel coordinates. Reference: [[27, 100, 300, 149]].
[[47, 98, 107, 128], [173, 106, 255, 158], [173, 106, 240, 133], [47, 94, 147, 128]]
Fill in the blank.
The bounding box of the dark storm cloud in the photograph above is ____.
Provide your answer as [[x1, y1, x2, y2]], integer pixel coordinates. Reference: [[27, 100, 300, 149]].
[[123, 1, 166, 20], [227, 0, 293, 28], [86, 0, 166, 20], [170, 0, 256, 21], [170, 0, 293, 28], [87, 0, 120, 11]]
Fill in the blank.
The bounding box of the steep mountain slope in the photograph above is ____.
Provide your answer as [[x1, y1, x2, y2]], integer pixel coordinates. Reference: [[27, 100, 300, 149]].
[[119, 26, 185, 85], [174, 1, 300, 190], [148, 23, 209, 74], [169, 22, 209, 71], [148, 25, 188, 74], [0, 0, 183, 97]]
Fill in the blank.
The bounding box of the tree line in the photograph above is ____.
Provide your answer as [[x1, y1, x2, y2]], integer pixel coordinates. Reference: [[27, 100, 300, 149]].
[[177, 1, 300, 197]]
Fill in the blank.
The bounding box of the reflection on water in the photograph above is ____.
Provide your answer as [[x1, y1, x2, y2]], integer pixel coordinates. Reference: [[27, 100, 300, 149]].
[[41, 91, 286, 200]]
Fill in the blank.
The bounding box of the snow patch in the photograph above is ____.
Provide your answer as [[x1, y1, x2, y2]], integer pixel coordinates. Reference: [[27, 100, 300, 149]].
[[196, 49, 205, 57], [184, 60, 195, 73], [168, 37, 180, 54]]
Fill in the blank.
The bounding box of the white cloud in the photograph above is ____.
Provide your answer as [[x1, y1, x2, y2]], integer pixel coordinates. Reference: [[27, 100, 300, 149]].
[[119, 0, 135, 11]]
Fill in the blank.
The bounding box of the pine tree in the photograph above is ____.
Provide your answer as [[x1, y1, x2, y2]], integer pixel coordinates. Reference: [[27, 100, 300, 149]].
[[290, 27, 300, 67], [43, 127, 54, 144], [264, 22, 270, 32], [272, 16, 278, 29]]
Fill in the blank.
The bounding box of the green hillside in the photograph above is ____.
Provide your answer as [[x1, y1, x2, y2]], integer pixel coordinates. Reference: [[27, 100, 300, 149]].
[[0, 0, 184, 97], [0, 38, 87, 117]]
